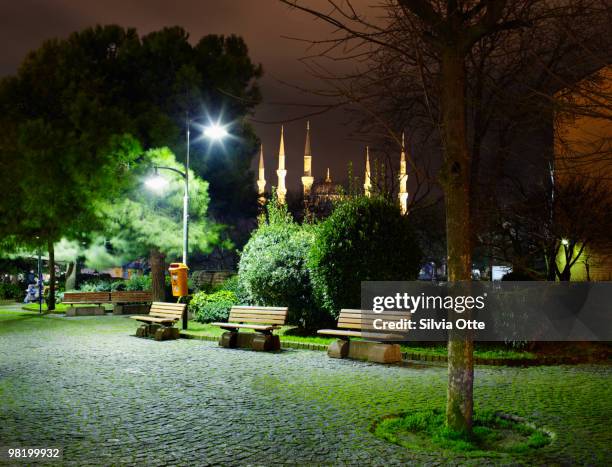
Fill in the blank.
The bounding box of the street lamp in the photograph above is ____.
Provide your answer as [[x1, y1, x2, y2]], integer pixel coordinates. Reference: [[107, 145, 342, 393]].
[[145, 118, 229, 266], [145, 117, 228, 331]]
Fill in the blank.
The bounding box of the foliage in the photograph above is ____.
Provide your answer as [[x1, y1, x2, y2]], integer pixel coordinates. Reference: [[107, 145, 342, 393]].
[[0, 283, 22, 300], [190, 290, 238, 323], [125, 275, 152, 291], [238, 198, 326, 328], [97, 147, 225, 267], [308, 196, 422, 317], [79, 275, 152, 292], [79, 281, 113, 292], [217, 275, 248, 303], [374, 409, 550, 454]]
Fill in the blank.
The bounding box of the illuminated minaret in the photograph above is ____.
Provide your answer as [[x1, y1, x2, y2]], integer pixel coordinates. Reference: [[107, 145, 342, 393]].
[[364, 146, 372, 197], [301, 121, 314, 200], [325, 167, 332, 183], [398, 132, 408, 214], [276, 125, 287, 204], [257, 144, 266, 206]]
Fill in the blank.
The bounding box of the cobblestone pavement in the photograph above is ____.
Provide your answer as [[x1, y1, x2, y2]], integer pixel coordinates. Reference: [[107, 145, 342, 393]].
[[0, 313, 610, 466]]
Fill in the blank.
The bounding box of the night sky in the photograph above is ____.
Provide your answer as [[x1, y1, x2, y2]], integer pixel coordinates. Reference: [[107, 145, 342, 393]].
[[0, 0, 373, 190]]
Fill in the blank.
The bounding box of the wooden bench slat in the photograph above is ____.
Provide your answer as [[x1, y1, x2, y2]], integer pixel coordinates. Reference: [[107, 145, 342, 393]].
[[318, 329, 362, 337], [130, 316, 177, 324], [151, 302, 186, 308], [227, 315, 286, 323], [63, 292, 111, 304], [230, 310, 287, 317], [226, 318, 286, 324], [211, 305, 288, 336], [111, 291, 153, 303], [318, 309, 410, 342], [150, 312, 183, 318], [229, 311, 287, 317], [231, 306, 288, 313], [131, 302, 186, 329], [212, 322, 276, 331]]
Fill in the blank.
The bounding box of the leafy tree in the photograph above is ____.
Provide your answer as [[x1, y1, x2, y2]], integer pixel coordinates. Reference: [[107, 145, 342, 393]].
[[0, 25, 262, 305], [98, 148, 225, 300], [308, 196, 422, 317], [281, 0, 610, 433]]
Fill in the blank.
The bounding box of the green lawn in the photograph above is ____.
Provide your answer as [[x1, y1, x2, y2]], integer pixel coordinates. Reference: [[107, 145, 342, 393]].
[[22, 303, 70, 313], [183, 321, 540, 359]]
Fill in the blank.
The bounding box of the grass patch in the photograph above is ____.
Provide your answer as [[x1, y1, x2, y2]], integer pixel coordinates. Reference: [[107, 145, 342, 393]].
[[184, 322, 336, 345], [400, 345, 537, 360], [22, 303, 70, 313], [184, 323, 538, 358], [374, 409, 551, 456]]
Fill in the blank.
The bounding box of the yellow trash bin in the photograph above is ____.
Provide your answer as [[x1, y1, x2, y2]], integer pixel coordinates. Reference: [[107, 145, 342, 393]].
[[168, 263, 189, 297]]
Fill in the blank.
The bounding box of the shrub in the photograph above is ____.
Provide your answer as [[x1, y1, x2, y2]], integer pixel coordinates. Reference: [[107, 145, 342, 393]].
[[218, 275, 248, 303], [110, 281, 126, 291], [309, 196, 422, 317], [79, 280, 113, 292], [238, 198, 326, 328], [125, 274, 152, 291], [191, 290, 238, 323], [0, 283, 23, 300]]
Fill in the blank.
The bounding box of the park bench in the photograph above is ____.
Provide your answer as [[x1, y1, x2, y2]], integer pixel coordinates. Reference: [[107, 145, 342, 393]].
[[130, 301, 186, 341], [317, 309, 406, 363], [211, 306, 288, 351], [111, 290, 153, 315], [63, 292, 110, 316]]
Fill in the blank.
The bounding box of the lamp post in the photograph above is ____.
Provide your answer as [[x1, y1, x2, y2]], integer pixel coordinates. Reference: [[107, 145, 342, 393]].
[[146, 117, 228, 330], [145, 117, 228, 266]]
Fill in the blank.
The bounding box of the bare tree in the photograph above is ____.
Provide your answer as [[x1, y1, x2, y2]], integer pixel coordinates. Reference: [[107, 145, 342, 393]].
[[281, 0, 611, 432]]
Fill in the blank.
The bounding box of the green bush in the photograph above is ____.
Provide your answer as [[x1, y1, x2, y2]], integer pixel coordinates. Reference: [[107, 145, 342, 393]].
[[238, 198, 326, 328], [0, 282, 23, 300], [218, 275, 248, 303], [309, 196, 422, 317], [191, 290, 238, 323], [110, 280, 126, 291], [125, 274, 152, 291], [79, 280, 113, 292]]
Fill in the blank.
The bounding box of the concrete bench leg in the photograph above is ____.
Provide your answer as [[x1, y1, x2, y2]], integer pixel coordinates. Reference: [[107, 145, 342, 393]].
[[327, 339, 350, 359], [154, 327, 179, 341], [219, 331, 238, 348], [347, 340, 402, 364], [252, 334, 280, 351], [66, 305, 105, 316]]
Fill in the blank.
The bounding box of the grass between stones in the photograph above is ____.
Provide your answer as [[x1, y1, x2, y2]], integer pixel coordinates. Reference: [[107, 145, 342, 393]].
[[373, 409, 551, 456]]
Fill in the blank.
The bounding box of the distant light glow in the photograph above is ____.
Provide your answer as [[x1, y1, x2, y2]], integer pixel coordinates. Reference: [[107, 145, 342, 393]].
[[561, 238, 569, 246], [203, 123, 228, 141], [145, 174, 169, 191]]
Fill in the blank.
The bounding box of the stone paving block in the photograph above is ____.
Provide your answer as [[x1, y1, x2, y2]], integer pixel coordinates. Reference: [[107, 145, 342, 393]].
[[0, 314, 610, 466], [66, 305, 106, 316]]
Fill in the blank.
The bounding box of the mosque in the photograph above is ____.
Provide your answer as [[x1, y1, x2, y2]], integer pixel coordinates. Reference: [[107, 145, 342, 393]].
[[256, 122, 410, 215]]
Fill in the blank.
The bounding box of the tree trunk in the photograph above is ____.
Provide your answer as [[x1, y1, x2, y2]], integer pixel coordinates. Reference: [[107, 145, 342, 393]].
[[150, 248, 166, 302], [65, 261, 77, 291], [47, 239, 56, 311], [440, 48, 474, 433]]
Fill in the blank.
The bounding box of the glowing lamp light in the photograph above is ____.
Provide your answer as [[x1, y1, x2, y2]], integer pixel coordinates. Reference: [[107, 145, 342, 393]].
[[203, 123, 228, 141], [145, 172, 168, 191]]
